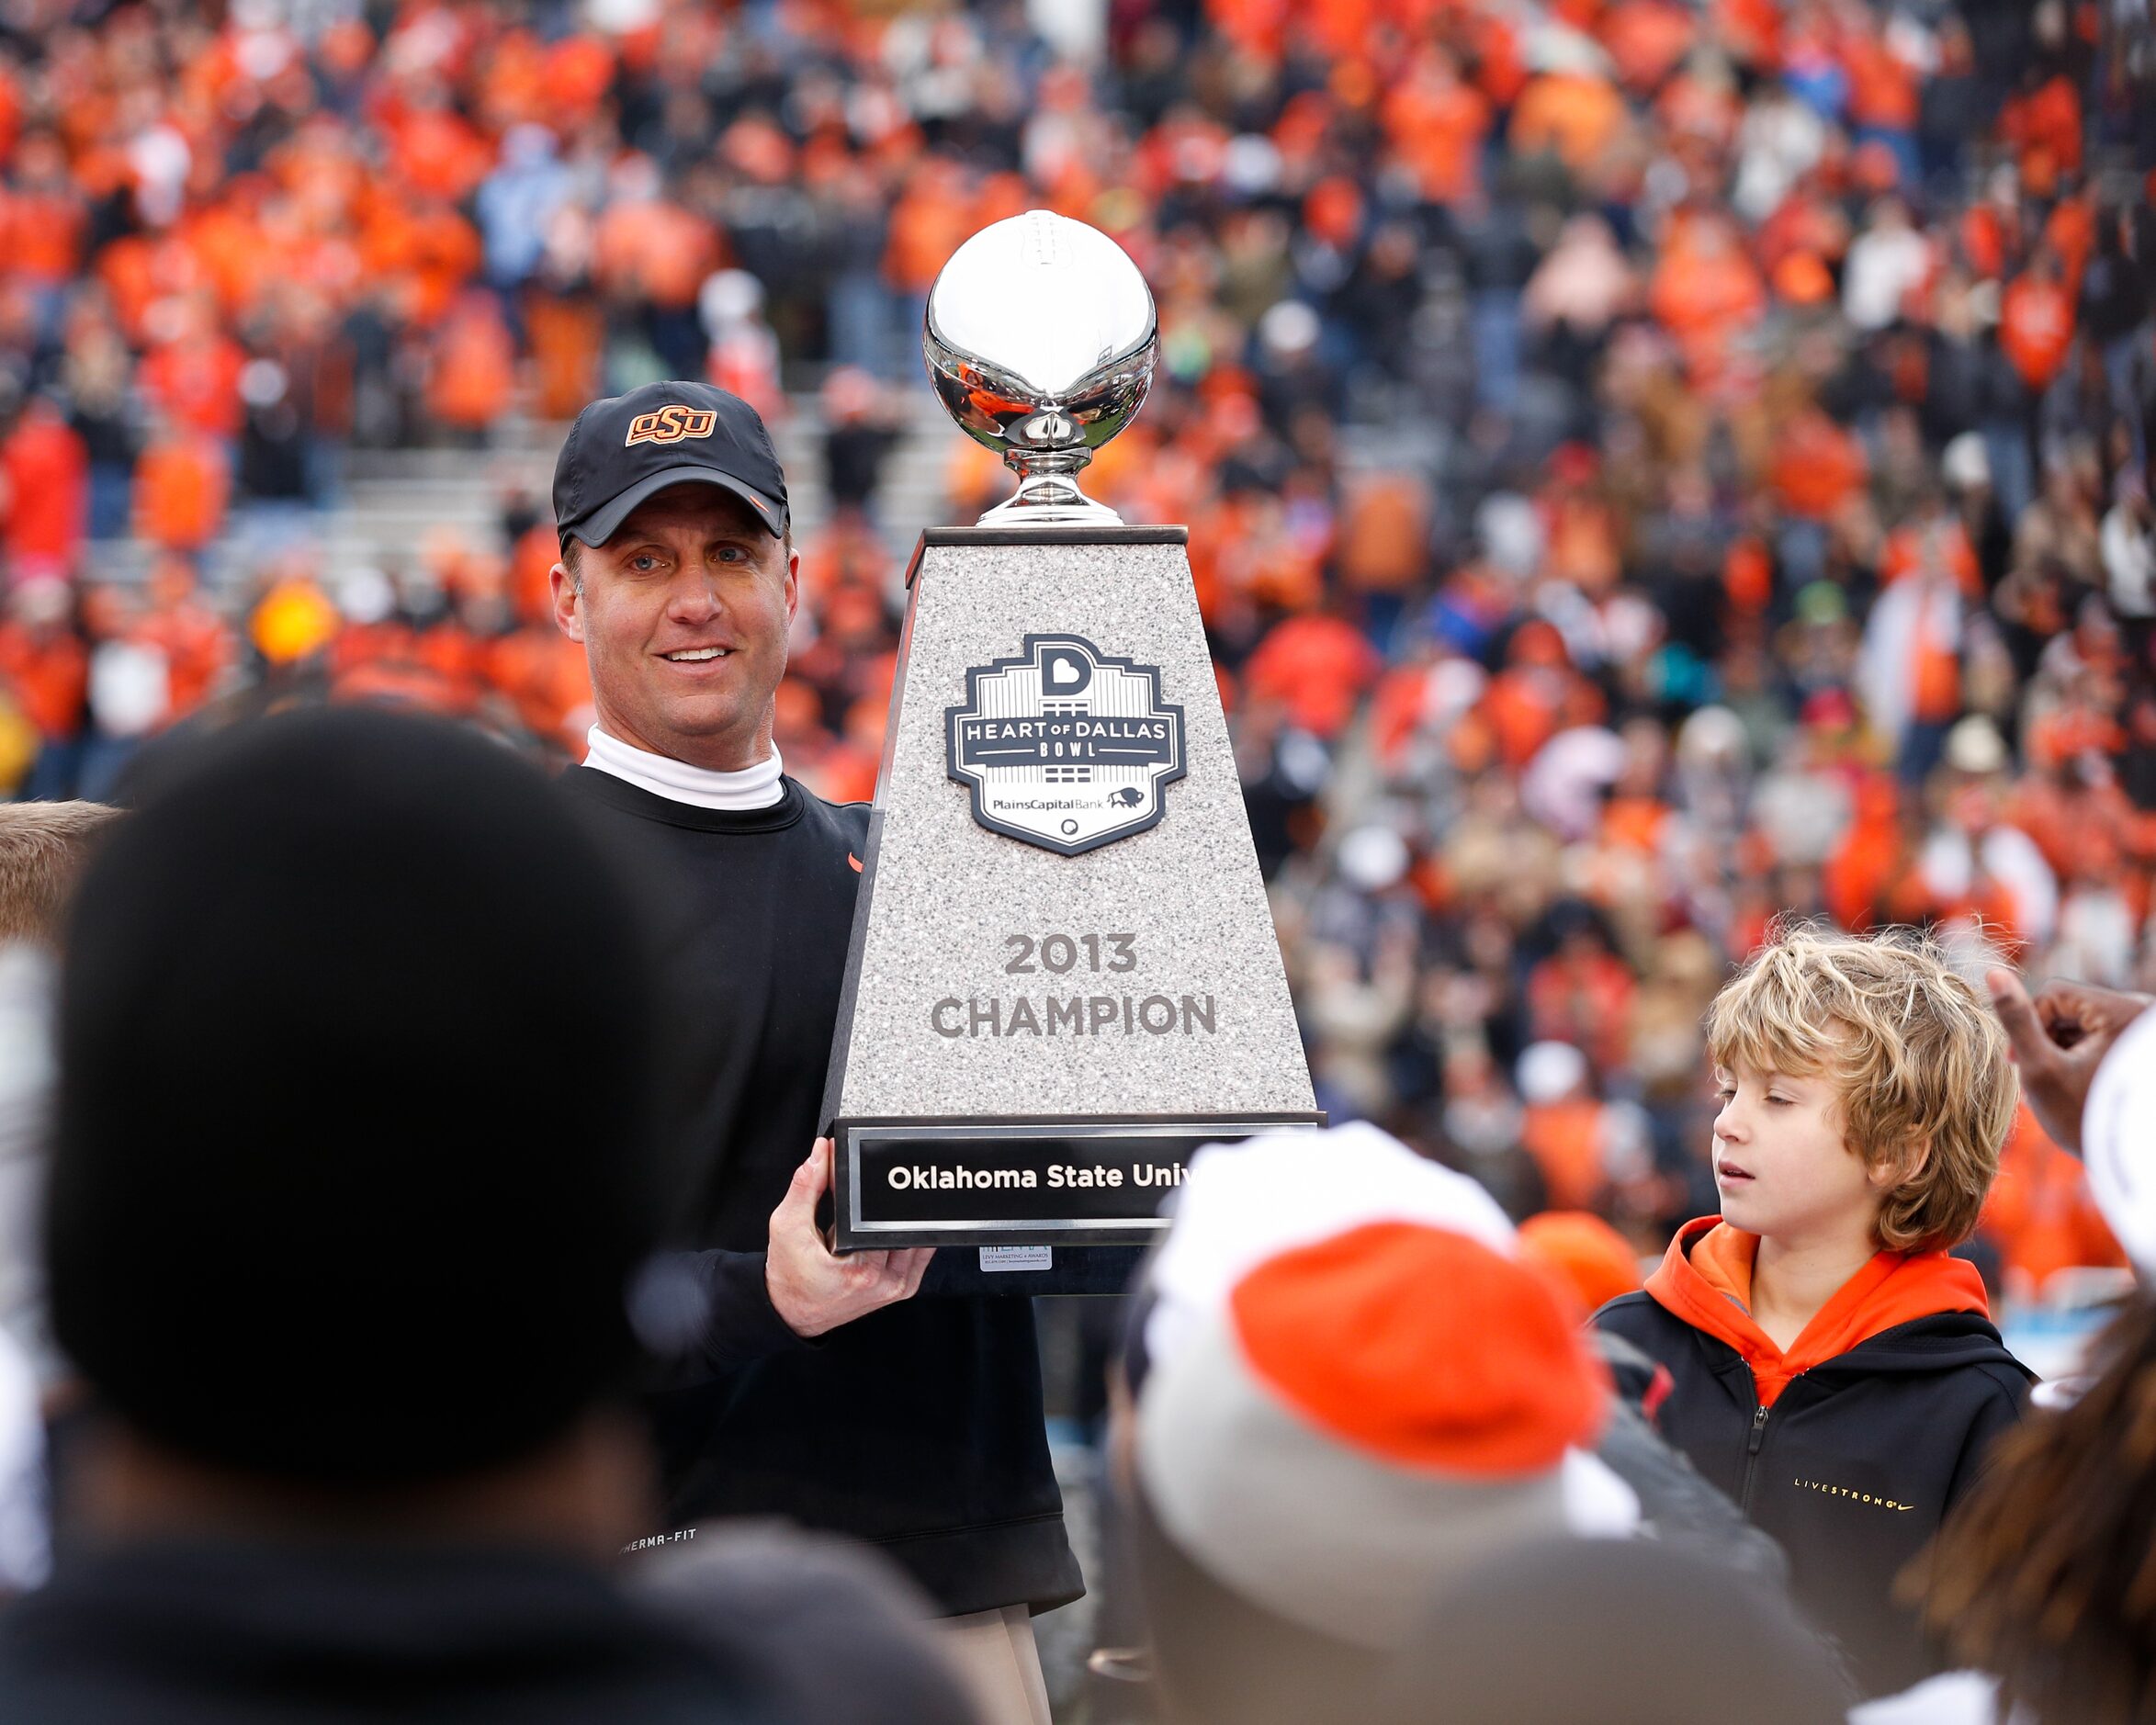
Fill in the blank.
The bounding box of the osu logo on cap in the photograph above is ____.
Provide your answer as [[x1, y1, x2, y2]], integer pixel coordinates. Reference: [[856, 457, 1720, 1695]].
[[626, 406, 717, 447]]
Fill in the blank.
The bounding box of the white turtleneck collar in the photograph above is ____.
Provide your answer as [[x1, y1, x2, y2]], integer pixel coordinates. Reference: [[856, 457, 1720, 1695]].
[[583, 726, 785, 810]]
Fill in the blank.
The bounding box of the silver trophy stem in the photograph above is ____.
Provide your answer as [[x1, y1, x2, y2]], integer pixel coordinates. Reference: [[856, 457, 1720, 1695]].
[[978, 447, 1124, 527]]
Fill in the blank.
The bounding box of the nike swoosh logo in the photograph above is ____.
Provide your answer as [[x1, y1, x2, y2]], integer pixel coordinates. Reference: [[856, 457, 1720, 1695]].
[[847, 853, 863, 873]]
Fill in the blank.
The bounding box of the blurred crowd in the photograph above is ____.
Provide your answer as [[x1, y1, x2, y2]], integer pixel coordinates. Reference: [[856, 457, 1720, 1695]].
[[0, 0, 2153, 1302]]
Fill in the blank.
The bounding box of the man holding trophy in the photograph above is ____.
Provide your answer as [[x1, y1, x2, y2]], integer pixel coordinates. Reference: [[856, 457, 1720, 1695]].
[[551, 210, 1315, 1724], [547, 375, 1076, 1723]]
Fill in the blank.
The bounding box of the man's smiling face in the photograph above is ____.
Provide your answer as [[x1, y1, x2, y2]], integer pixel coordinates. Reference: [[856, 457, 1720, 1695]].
[[552, 483, 797, 771]]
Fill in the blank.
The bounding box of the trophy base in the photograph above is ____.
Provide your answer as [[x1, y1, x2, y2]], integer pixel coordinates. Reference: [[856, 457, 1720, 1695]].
[[829, 1113, 1326, 1262], [818, 528, 1323, 1297]]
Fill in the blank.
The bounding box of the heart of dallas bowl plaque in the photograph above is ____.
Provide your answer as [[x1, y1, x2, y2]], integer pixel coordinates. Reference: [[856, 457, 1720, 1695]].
[[946, 633, 1186, 855]]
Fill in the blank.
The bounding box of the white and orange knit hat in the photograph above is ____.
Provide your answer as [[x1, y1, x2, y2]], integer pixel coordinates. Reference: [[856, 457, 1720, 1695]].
[[1130, 1124, 1630, 1651]]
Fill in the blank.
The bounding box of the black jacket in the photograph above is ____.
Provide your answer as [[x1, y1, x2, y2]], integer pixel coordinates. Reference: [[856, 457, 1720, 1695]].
[[1590, 1331, 1789, 1587], [563, 769, 1080, 1617], [1594, 1290, 2031, 1697], [0, 1542, 778, 1723]]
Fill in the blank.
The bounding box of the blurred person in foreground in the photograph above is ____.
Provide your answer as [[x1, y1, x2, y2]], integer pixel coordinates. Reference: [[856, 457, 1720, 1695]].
[[0, 709, 963, 1721], [548, 381, 1075, 1723], [1381, 1537, 1846, 1725], [0, 803, 117, 1388], [0, 803, 116, 1607], [1104, 1122, 1839, 1725], [1596, 923, 2033, 1697], [1850, 972, 2156, 1724]]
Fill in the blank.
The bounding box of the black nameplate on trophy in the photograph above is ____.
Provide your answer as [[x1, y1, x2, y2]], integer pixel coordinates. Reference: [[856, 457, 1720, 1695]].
[[831, 1117, 1315, 1251]]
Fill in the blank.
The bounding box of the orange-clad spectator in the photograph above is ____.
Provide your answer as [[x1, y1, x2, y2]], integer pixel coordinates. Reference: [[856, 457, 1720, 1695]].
[[403, 200, 487, 328], [1769, 406, 1868, 521], [1599, 0, 1695, 95], [1880, 516, 1981, 597], [1981, 1105, 2127, 1295], [0, 580, 88, 750], [1755, 184, 1851, 276], [0, 62, 20, 166], [1600, 793, 1670, 854], [1999, 72, 2083, 196], [93, 235, 165, 343], [1540, 446, 1622, 594], [1649, 214, 1765, 373], [0, 130, 88, 288], [1380, 47, 1490, 205], [1481, 624, 1608, 771], [524, 292, 602, 422], [507, 519, 562, 627], [2041, 194, 2097, 291], [882, 159, 976, 296], [385, 96, 492, 202], [1771, 250, 1834, 309], [471, 30, 549, 132], [1656, 57, 1743, 147], [593, 170, 720, 313], [139, 307, 247, 440], [358, 192, 483, 327], [1527, 918, 1638, 1076], [1956, 198, 2014, 285], [1517, 1041, 1617, 1212], [1242, 612, 1380, 739], [1843, 29, 1917, 134], [411, 613, 486, 712], [1205, 0, 1292, 63], [2000, 254, 2078, 392], [486, 626, 592, 750], [135, 557, 231, 717], [1710, 0, 1782, 68], [1335, 474, 1427, 593], [1822, 775, 1905, 932], [803, 692, 886, 806], [542, 35, 615, 127], [0, 398, 88, 576], [427, 293, 516, 435], [133, 430, 231, 553], [1463, 7, 1530, 107], [179, 176, 269, 309], [1508, 71, 1628, 174]]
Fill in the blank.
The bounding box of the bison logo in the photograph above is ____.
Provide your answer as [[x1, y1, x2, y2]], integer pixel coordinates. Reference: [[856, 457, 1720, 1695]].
[[625, 406, 718, 446]]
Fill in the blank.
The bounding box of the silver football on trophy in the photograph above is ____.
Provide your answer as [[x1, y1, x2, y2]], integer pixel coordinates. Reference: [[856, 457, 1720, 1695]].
[[924, 209, 1157, 527]]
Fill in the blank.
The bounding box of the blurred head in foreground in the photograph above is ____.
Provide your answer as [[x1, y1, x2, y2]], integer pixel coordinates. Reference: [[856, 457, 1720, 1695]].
[[1113, 1124, 1633, 1725], [0, 802, 120, 951], [1922, 1291, 2156, 1720], [1383, 1537, 1847, 1724], [47, 706, 668, 1507]]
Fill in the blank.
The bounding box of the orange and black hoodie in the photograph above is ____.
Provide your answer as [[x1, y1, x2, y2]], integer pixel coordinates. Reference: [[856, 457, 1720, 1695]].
[[1594, 1217, 2032, 1698]]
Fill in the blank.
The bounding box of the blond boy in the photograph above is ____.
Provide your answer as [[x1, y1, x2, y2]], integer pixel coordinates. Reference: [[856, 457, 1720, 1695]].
[[1594, 922, 2032, 1698]]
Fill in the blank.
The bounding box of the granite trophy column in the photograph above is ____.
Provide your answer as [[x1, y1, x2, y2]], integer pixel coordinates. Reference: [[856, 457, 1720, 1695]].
[[820, 210, 1320, 1292]]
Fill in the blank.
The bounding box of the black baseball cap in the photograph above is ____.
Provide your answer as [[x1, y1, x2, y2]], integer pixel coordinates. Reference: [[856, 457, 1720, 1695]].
[[553, 380, 789, 547]]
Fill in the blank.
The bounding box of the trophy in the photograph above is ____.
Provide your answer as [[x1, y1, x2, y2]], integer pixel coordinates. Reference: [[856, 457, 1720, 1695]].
[[922, 209, 1156, 528], [819, 211, 1320, 1291]]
